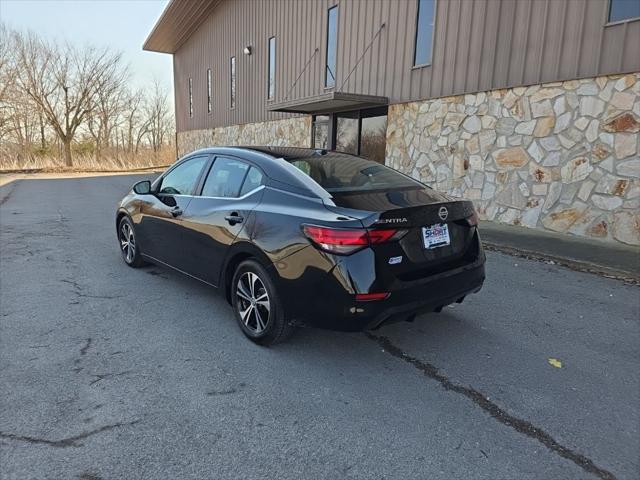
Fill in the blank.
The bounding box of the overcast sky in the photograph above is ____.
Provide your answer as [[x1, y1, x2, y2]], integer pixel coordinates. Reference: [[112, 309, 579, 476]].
[[1, 0, 173, 91]]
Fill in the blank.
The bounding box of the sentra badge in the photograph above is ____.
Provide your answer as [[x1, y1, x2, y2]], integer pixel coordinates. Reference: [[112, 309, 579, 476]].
[[377, 217, 408, 224]]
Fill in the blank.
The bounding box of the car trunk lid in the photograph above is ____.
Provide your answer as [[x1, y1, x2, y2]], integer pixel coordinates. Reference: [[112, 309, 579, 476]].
[[324, 187, 478, 279]]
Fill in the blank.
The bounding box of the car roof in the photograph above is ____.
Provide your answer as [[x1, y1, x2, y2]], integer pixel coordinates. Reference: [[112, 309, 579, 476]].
[[189, 146, 329, 161], [240, 146, 330, 160]]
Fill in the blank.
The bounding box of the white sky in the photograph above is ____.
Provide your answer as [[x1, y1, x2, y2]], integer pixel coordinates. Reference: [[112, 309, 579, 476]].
[[1, 0, 173, 93]]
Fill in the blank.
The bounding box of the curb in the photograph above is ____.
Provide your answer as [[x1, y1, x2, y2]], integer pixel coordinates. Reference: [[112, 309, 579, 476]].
[[483, 241, 640, 285]]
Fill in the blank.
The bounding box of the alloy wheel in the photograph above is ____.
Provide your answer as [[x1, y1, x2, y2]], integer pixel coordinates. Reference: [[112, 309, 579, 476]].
[[120, 222, 136, 264], [236, 271, 271, 334]]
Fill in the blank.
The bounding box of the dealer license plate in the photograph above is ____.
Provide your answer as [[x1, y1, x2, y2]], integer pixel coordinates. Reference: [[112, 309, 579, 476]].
[[422, 223, 450, 249]]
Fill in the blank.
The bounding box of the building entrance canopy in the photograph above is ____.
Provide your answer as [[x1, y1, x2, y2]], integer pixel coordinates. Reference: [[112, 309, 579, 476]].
[[267, 92, 388, 115]]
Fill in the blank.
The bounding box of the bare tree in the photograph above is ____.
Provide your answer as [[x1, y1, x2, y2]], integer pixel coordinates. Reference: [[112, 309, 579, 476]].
[[1, 26, 50, 162], [0, 25, 18, 144], [0, 25, 15, 103], [13, 30, 124, 166], [145, 79, 172, 153], [1, 24, 175, 171], [121, 88, 149, 154], [86, 62, 130, 159]]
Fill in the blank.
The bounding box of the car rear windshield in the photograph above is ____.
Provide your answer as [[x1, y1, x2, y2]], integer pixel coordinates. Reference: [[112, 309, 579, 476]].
[[287, 153, 424, 193]]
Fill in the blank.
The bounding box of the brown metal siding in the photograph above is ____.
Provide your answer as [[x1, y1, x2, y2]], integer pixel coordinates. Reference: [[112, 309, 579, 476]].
[[174, 0, 640, 133]]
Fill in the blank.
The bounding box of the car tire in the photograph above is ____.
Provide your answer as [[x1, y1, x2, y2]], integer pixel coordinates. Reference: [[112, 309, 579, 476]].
[[118, 216, 145, 268], [231, 259, 293, 346]]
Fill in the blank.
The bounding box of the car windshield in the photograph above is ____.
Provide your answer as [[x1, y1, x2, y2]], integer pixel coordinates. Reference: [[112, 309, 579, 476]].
[[287, 152, 424, 193]]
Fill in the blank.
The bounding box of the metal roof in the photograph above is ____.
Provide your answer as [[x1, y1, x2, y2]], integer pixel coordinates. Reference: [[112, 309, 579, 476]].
[[267, 91, 389, 114], [143, 0, 222, 54]]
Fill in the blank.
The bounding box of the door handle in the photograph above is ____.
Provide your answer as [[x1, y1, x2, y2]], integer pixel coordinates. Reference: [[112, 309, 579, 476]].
[[170, 206, 183, 217], [225, 213, 244, 225]]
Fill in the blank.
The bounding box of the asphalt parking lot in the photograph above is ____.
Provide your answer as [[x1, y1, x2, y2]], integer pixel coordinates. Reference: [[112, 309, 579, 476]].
[[0, 174, 638, 480]]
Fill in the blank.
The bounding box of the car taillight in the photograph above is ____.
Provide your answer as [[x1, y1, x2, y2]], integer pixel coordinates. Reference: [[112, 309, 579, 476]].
[[367, 229, 399, 243], [355, 293, 390, 301], [466, 210, 479, 227], [302, 225, 404, 255]]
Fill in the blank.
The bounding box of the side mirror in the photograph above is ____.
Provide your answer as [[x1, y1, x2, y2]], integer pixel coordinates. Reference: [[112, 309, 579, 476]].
[[133, 180, 152, 195]]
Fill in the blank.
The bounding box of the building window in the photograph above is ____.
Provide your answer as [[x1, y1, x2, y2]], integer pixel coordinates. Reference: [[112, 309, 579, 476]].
[[206, 69, 212, 113], [312, 115, 330, 149], [230, 56, 236, 109], [414, 0, 435, 66], [188, 77, 193, 117], [267, 37, 276, 100], [608, 0, 640, 22], [325, 5, 338, 88]]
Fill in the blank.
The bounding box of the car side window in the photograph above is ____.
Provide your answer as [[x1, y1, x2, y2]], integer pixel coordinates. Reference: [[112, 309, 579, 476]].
[[201, 157, 249, 198], [159, 156, 208, 195], [239, 167, 264, 196]]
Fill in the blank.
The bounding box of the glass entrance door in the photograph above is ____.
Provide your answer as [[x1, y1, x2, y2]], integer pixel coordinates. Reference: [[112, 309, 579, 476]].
[[315, 107, 388, 163], [335, 111, 359, 155], [359, 111, 387, 163], [312, 115, 330, 149]]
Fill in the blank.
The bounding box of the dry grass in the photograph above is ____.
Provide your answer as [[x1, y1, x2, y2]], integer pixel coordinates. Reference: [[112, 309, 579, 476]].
[[0, 147, 175, 173]]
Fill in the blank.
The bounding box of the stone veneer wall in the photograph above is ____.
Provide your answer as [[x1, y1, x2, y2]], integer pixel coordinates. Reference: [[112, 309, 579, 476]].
[[386, 73, 640, 246], [177, 116, 312, 157]]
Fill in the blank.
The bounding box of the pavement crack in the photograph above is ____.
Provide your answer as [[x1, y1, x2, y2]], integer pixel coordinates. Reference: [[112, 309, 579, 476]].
[[0, 182, 17, 206], [61, 278, 82, 290], [365, 333, 617, 480], [61, 278, 123, 300], [78, 472, 103, 480], [206, 382, 246, 396], [0, 420, 140, 448], [80, 338, 92, 355], [76, 293, 123, 299], [89, 371, 134, 386], [206, 388, 237, 396]]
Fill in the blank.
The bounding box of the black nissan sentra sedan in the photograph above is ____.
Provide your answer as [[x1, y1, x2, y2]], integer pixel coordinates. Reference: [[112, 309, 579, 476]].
[[116, 147, 485, 345]]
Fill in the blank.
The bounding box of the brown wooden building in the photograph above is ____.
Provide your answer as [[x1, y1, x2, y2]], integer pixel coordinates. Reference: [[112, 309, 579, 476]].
[[145, 0, 640, 246]]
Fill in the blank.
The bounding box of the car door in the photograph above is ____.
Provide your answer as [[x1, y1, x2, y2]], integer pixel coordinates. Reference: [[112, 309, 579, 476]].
[[137, 155, 210, 266], [179, 156, 266, 286]]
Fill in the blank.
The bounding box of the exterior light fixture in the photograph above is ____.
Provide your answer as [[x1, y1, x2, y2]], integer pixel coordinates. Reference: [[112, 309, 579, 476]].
[[243, 46, 252, 55]]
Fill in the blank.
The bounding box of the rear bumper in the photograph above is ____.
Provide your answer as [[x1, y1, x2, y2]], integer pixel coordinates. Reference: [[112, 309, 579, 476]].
[[291, 256, 485, 332], [363, 262, 485, 330]]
